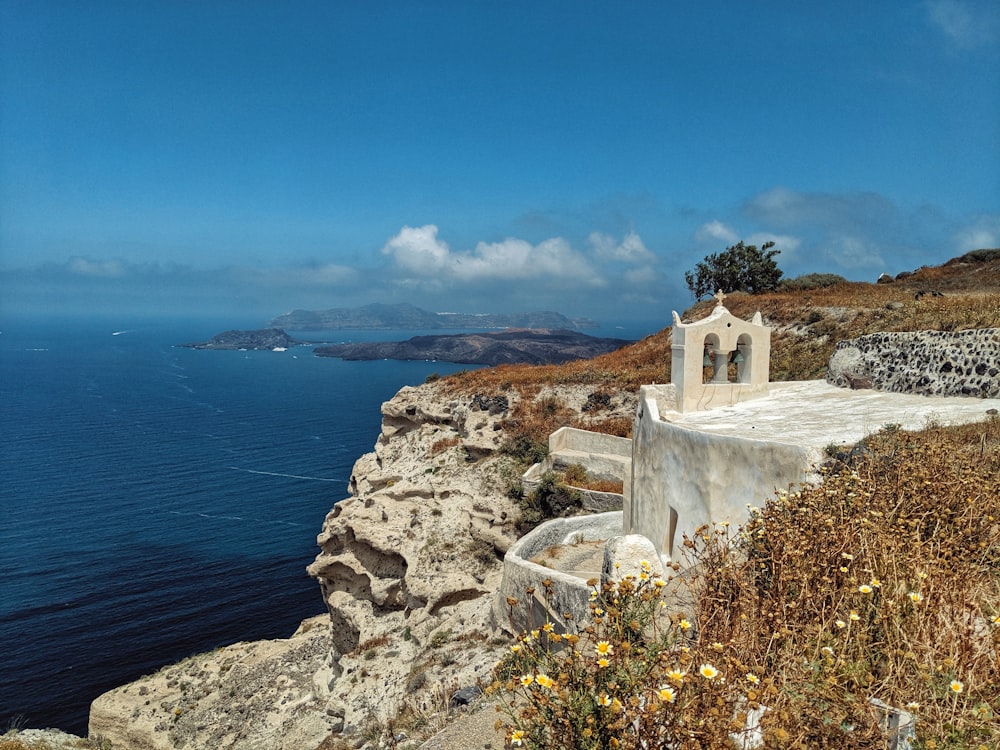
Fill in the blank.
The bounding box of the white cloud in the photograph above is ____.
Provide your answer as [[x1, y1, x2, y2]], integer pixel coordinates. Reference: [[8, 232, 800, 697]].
[[589, 231, 656, 263], [925, 0, 999, 49], [381, 224, 603, 284], [954, 214, 1000, 251], [380, 224, 452, 272], [68, 256, 127, 277], [695, 220, 739, 244]]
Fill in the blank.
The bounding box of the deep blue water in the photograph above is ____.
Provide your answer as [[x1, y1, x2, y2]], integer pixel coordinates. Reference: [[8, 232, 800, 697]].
[[0, 315, 661, 735], [0, 316, 480, 735]]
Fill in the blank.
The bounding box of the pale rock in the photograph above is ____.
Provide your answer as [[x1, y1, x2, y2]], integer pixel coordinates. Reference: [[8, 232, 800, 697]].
[[86, 379, 637, 748], [88, 615, 333, 750], [602, 535, 666, 584]]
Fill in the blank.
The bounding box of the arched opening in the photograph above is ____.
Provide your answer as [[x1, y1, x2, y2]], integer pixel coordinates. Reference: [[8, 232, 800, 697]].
[[702, 333, 722, 383], [735, 333, 753, 383]]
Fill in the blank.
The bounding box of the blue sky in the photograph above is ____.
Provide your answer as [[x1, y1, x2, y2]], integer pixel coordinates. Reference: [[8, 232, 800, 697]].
[[2, 1, 998, 327]]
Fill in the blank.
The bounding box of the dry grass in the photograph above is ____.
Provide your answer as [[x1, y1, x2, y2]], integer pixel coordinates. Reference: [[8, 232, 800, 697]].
[[441, 253, 1000, 447], [495, 418, 1000, 749]]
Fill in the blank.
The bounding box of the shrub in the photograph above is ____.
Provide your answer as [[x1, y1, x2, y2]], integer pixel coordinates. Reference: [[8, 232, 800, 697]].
[[685, 241, 783, 299], [500, 434, 548, 466], [494, 419, 1000, 748]]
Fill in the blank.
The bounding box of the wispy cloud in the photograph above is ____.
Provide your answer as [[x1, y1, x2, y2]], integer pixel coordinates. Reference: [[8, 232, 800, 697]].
[[744, 187, 897, 231], [229, 262, 358, 287], [823, 237, 886, 270], [589, 231, 656, 264], [925, 0, 1000, 49], [735, 187, 992, 277], [692, 221, 801, 267], [67, 257, 128, 278], [954, 213, 1000, 252], [694, 220, 739, 245]]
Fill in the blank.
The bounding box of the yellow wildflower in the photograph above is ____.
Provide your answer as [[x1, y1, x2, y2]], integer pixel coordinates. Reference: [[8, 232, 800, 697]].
[[699, 663, 719, 680], [950, 679, 963, 694], [598, 693, 612, 707], [511, 729, 525, 747], [909, 591, 923, 603], [597, 657, 610, 668], [679, 619, 692, 630], [835, 619, 847, 629], [745, 673, 760, 685], [666, 669, 685, 683], [595, 641, 613, 656], [858, 584, 873, 594], [542, 622, 554, 633], [657, 686, 676, 703], [519, 674, 534, 687], [535, 673, 555, 689], [849, 610, 860, 621]]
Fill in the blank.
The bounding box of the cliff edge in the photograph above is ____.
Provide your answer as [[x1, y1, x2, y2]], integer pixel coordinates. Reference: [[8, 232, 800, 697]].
[[88, 380, 636, 749]]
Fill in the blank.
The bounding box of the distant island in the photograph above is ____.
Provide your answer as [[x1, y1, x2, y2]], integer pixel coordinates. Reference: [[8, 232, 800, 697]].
[[177, 329, 311, 351], [313, 328, 632, 366], [269, 302, 597, 330]]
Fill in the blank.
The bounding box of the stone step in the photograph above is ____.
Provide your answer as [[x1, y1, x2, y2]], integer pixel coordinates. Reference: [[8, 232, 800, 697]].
[[550, 448, 629, 481]]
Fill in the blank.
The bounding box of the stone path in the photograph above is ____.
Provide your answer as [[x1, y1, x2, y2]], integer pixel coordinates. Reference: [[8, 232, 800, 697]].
[[418, 699, 507, 750]]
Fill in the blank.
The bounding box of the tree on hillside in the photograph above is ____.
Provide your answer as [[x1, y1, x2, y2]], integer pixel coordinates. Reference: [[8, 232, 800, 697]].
[[684, 240, 783, 299]]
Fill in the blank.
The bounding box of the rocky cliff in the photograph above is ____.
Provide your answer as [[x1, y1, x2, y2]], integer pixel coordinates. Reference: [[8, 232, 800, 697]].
[[87, 379, 636, 749], [270, 303, 596, 331], [305, 380, 634, 738], [177, 328, 309, 350], [313, 328, 632, 365]]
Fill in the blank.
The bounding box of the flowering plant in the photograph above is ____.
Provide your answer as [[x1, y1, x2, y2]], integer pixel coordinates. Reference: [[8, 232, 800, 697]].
[[493, 419, 1000, 749]]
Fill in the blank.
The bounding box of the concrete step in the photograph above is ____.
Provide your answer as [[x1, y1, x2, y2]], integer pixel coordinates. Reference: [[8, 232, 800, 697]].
[[550, 448, 629, 481]]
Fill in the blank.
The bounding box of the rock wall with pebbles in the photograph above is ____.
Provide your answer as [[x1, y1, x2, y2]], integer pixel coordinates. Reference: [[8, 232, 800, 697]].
[[826, 329, 1000, 398]]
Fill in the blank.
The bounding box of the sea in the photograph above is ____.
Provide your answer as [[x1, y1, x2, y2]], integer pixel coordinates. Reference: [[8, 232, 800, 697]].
[[0, 314, 659, 735]]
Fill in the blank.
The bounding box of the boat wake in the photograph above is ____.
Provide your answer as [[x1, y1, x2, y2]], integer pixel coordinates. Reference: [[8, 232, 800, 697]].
[[166, 509, 302, 526], [227, 466, 343, 482]]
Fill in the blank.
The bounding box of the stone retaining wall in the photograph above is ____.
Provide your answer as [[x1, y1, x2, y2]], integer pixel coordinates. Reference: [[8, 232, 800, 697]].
[[827, 329, 1000, 398]]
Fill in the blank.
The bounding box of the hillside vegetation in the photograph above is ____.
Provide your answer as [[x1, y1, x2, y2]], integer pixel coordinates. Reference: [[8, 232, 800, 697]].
[[445, 250, 1000, 442], [477, 252, 1000, 747]]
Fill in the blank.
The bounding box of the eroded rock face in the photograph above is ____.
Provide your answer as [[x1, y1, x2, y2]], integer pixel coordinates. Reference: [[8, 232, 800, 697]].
[[827, 329, 1000, 398], [86, 379, 637, 748], [307, 380, 638, 733], [88, 616, 334, 750], [306, 381, 523, 730]]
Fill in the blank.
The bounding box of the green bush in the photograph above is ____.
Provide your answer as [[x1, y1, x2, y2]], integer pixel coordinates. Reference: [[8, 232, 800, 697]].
[[685, 241, 783, 299], [501, 434, 549, 466]]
